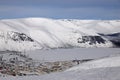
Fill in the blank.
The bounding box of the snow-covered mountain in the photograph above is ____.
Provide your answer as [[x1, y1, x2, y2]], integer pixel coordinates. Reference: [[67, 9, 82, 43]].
[[0, 18, 120, 51], [99, 33, 120, 47], [65, 19, 120, 34], [0, 31, 40, 51]]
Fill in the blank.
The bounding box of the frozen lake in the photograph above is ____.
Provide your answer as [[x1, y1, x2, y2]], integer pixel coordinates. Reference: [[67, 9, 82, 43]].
[[26, 48, 120, 62]]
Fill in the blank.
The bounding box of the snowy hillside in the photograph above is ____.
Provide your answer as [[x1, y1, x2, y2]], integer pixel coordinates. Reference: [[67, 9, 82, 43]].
[[67, 54, 120, 71], [1, 53, 120, 80], [0, 31, 40, 51], [0, 18, 120, 51], [66, 19, 120, 34], [99, 33, 120, 47]]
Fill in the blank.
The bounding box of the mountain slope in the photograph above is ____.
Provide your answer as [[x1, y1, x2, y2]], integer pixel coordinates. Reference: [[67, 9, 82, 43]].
[[66, 19, 120, 34], [0, 31, 40, 51], [99, 33, 120, 47], [67, 54, 120, 71], [0, 18, 119, 51]]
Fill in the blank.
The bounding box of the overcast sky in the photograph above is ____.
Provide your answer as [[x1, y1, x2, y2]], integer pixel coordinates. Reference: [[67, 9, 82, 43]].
[[0, 0, 120, 19]]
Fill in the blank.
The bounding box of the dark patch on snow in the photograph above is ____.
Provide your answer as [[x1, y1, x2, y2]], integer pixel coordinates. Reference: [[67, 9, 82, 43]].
[[9, 31, 34, 42], [106, 33, 120, 37], [110, 40, 120, 47], [99, 33, 120, 47], [78, 36, 106, 45]]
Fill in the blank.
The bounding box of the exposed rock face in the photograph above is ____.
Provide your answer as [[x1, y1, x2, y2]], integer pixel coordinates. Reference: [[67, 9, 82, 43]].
[[0, 31, 40, 51], [8, 31, 34, 42], [99, 33, 120, 47], [0, 31, 34, 42], [78, 36, 106, 45]]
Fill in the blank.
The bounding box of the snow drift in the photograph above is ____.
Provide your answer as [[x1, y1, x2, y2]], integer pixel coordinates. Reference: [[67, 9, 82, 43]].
[[67, 54, 120, 71]]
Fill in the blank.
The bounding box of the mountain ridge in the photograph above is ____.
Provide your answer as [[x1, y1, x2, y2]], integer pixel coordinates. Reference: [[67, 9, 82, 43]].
[[0, 18, 119, 51]]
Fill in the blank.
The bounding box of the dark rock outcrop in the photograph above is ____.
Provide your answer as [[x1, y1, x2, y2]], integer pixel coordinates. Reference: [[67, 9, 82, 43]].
[[78, 36, 106, 45]]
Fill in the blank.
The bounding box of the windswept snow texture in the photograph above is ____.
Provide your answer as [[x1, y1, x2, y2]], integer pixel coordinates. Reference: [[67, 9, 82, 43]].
[[0, 18, 119, 51], [1, 54, 120, 80], [66, 19, 120, 34]]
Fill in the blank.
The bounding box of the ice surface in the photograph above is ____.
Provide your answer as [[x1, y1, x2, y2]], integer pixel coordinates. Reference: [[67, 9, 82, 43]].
[[26, 48, 120, 62]]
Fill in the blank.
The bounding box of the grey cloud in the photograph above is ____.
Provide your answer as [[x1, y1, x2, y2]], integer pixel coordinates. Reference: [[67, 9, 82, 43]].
[[0, 0, 120, 19], [0, 0, 120, 7], [0, 5, 120, 19]]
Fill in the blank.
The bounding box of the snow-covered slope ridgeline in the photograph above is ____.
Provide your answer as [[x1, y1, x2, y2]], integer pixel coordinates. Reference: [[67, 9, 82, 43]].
[[65, 19, 120, 34], [0, 18, 119, 51], [0, 31, 40, 51]]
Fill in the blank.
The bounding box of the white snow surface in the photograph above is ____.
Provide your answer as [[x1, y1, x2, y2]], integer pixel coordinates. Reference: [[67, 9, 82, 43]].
[[66, 19, 120, 34], [1, 52, 120, 80], [67, 54, 120, 71], [0, 18, 119, 51], [26, 48, 120, 62]]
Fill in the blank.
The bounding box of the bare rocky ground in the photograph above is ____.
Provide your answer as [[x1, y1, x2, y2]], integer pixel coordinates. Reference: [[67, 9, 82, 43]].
[[0, 51, 93, 76]]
